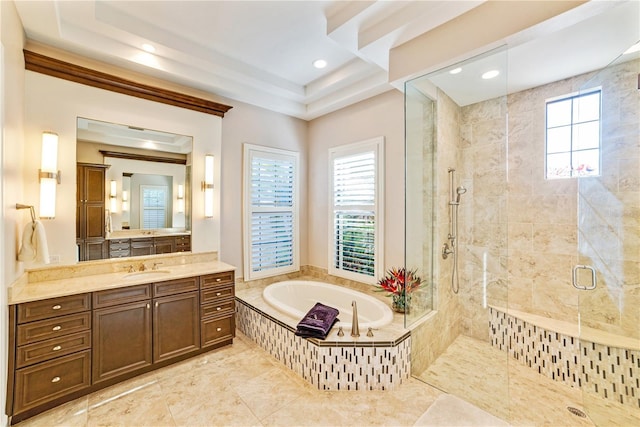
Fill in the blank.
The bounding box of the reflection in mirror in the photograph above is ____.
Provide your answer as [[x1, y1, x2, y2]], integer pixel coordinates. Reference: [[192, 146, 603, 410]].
[[76, 117, 193, 262]]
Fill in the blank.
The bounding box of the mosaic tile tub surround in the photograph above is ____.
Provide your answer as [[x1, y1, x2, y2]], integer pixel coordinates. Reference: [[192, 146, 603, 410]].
[[236, 299, 411, 390], [490, 307, 640, 409]]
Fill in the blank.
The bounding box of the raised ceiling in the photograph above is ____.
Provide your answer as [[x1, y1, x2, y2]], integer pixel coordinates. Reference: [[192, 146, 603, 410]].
[[14, 1, 640, 120]]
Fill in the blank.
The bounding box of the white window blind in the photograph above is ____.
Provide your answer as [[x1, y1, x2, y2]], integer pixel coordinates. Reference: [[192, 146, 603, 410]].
[[140, 185, 168, 229], [243, 144, 299, 281], [329, 137, 384, 284]]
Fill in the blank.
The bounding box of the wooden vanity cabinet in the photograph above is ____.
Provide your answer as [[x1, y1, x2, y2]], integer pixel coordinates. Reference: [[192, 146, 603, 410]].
[[200, 272, 236, 348], [77, 163, 109, 261], [130, 238, 155, 256], [92, 285, 152, 384], [7, 270, 234, 425], [152, 277, 200, 363], [9, 294, 92, 418]]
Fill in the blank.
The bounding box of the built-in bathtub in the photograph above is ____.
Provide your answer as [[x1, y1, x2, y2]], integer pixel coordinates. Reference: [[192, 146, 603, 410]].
[[236, 279, 411, 391], [262, 280, 394, 330]]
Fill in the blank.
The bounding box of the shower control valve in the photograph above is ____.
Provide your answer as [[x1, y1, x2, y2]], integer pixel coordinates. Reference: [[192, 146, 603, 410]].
[[442, 242, 454, 259]]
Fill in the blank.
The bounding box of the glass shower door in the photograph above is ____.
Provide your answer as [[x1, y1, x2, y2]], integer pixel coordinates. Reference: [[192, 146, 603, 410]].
[[575, 39, 640, 425]]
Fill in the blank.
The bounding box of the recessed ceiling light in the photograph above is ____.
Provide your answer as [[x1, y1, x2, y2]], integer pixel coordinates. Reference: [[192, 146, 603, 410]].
[[623, 42, 640, 55], [313, 59, 327, 69], [142, 43, 156, 53], [449, 67, 462, 75], [482, 70, 500, 80]]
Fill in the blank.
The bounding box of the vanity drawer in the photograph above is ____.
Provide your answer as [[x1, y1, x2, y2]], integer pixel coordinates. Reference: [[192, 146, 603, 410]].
[[200, 271, 235, 289], [17, 294, 91, 324], [201, 315, 235, 348], [93, 284, 151, 308], [200, 285, 234, 304], [17, 312, 91, 346], [175, 235, 191, 252], [110, 248, 131, 258], [16, 331, 92, 368], [154, 277, 199, 297], [13, 350, 91, 413], [109, 239, 130, 248], [200, 298, 235, 318]]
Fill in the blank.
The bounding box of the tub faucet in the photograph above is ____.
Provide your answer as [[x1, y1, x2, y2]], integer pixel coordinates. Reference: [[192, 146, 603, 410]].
[[351, 301, 360, 337]]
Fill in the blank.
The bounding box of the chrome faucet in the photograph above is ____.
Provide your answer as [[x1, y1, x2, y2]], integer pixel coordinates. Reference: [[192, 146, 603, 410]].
[[351, 301, 360, 337]]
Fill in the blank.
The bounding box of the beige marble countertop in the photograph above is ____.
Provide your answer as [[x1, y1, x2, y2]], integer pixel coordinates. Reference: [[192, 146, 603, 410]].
[[106, 230, 191, 240], [9, 255, 235, 305]]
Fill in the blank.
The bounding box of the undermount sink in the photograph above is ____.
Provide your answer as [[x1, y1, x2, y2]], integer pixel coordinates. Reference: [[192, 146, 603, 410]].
[[123, 270, 172, 280]]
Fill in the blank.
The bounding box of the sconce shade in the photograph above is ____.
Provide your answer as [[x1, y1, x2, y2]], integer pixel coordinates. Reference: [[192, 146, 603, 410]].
[[39, 132, 59, 219], [177, 184, 185, 213], [109, 180, 117, 213], [40, 132, 58, 174], [204, 154, 214, 218]]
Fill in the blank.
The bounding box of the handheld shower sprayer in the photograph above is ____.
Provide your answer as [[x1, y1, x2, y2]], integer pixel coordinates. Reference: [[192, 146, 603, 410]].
[[455, 186, 467, 203]]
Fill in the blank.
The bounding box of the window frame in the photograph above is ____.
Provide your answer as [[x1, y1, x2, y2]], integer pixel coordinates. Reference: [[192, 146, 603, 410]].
[[139, 184, 169, 229], [545, 88, 602, 180], [242, 143, 300, 281], [328, 137, 385, 284]]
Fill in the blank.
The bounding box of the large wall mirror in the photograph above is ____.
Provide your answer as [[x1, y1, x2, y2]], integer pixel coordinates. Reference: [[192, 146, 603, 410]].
[[76, 117, 193, 261]]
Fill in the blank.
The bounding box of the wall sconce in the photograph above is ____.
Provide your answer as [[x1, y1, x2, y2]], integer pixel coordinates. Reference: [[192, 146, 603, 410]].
[[109, 180, 117, 213], [202, 154, 214, 218], [39, 131, 60, 219], [122, 190, 129, 211], [177, 184, 185, 213]]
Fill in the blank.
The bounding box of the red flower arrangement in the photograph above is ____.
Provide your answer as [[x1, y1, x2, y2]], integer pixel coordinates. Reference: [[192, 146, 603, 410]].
[[375, 267, 422, 296]]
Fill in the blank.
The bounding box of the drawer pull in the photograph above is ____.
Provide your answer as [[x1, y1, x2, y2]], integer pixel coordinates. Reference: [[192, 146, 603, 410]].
[[216, 278, 221, 282], [216, 327, 222, 332], [52, 325, 62, 331], [155, 302, 159, 308], [51, 376, 61, 383], [52, 305, 62, 310], [146, 303, 150, 309], [216, 307, 221, 311], [216, 292, 222, 296], [52, 345, 62, 351]]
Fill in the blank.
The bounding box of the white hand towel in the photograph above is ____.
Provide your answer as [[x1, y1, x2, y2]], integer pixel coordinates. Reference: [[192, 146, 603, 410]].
[[18, 221, 50, 264]]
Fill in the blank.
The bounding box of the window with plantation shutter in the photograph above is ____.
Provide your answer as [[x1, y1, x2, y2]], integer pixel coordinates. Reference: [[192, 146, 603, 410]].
[[243, 144, 299, 281], [329, 137, 384, 284]]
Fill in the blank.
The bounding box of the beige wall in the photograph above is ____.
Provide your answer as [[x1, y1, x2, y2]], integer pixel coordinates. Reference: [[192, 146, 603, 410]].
[[1, 0, 26, 423], [219, 99, 308, 277], [307, 90, 405, 273]]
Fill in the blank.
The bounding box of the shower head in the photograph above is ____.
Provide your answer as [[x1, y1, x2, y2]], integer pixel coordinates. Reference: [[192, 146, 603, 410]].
[[455, 186, 467, 203]]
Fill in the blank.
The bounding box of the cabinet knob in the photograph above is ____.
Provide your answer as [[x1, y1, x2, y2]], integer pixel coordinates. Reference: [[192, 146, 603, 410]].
[[51, 376, 61, 383], [146, 303, 150, 309], [52, 305, 62, 310], [216, 307, 221, 311], [52, 345, 62, 351], [155, 302, 159, 308], [216, 278, 221, 282], [52, 325, 62, 331], [216, 327, 222, 332]]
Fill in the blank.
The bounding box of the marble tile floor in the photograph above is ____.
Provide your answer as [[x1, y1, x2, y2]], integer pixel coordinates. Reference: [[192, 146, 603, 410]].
[[15, 331, 449, 427], [417, 334, 640, 426]]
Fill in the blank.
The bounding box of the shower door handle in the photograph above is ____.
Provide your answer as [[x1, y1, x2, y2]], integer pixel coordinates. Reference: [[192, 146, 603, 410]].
[[572, 265, 596, 290]]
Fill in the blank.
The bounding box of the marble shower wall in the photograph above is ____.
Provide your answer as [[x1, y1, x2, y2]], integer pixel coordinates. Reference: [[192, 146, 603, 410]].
[[411, 89, 463, 374], [459, 58, 640, 341]]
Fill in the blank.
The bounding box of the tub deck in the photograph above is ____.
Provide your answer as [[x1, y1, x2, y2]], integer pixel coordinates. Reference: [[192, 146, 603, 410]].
[[235, 283, 411, 390]]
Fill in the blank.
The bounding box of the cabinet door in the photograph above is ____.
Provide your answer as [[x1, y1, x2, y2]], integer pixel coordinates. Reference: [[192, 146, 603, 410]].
[[153, 292, 200, 363], [154, 237, 175, 254], [92, 301, 152, 384], [130, 239, 154, 257]]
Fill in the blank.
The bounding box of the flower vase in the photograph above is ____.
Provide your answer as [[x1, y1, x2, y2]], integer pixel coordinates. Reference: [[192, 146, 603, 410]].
[[392, 293, 410, 314]]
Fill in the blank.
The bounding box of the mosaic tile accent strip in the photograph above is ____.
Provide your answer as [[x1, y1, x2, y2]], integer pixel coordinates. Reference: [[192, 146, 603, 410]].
[[490, 308, 640, 409], [236, 299, 411, 390]]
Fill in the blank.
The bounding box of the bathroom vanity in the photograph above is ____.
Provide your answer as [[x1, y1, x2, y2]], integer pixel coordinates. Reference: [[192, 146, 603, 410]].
[[5, 257, 235, 424]]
